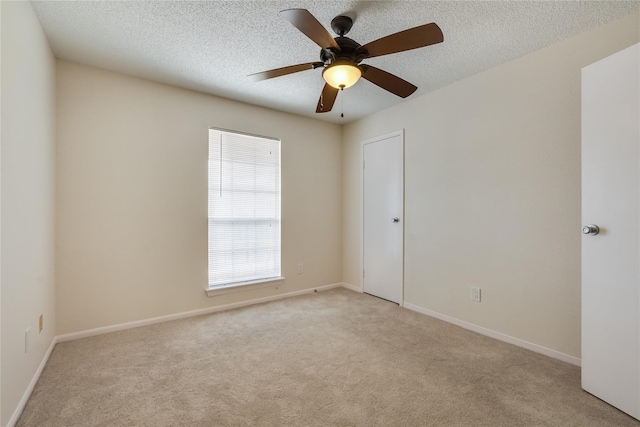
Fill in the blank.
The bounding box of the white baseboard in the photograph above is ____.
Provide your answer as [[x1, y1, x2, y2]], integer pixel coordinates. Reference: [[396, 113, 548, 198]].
[[7, 337, 58, 427], [57, 282, 345, 343], [403, 302, 581, 367], [340, 282, 363, 293]]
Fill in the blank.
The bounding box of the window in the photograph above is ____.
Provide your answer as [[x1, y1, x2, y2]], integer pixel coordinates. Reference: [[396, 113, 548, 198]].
[[207, 128, 282, 293]]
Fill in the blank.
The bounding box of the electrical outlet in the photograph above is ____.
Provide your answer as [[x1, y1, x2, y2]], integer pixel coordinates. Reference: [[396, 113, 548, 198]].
[[25, 328, 31, 353], [297, 263, 304, 274], [471, 287, 481, 302], [39, 314, 43, 333]]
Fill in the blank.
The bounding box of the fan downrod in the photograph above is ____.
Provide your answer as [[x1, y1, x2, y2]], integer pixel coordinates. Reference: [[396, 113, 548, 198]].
[[330, 15, 353, 36]]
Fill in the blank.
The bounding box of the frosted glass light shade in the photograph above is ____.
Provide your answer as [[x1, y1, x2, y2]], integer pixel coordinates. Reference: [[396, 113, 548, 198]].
[[322, 60, 362, 89]]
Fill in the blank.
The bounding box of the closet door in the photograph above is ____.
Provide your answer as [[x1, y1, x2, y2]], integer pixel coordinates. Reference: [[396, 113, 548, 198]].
[[363, 131, 404, 304], [582, 43, 640, 420]]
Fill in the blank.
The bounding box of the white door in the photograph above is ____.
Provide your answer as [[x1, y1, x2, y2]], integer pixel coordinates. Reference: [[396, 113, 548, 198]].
[[582, 43, 640, 420], [363, 130, 404, 304]]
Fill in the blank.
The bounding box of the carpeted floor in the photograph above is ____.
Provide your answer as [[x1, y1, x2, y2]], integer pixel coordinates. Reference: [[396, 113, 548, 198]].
[[17, 288, 640, 426]]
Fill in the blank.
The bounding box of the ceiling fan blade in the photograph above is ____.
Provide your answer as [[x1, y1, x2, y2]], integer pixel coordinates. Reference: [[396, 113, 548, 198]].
[[248, 62, 324, 81], [360, 65, 417, 98], [357, 23, 443, 59], [316, 83, 339, 113], [279, 9, 340, 50]]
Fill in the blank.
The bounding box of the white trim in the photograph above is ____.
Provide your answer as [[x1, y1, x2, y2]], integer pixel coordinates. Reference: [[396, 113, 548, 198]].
[[7, 337, 58, 427], [57, 283, 344, 343], [403, 302, 581, 367], [205, 276, 285, 297], [341, 282, 363, 293], [361, 129, 405, 146], [208, 126, 280, 142]]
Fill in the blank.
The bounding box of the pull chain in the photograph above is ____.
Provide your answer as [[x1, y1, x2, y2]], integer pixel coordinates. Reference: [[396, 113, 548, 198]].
[[340, 85, 345, 118]]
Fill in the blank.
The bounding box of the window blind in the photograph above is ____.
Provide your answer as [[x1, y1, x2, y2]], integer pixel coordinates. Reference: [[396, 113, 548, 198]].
[[208, 128, 281, 288]]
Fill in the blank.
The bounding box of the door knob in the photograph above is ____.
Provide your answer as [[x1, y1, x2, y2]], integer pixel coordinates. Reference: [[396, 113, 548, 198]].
[[582, 224, 600, 235], [392, 217, 400, 223]]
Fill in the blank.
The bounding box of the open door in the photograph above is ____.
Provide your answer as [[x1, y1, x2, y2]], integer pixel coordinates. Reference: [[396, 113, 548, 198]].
[[581, 43, 640, 420]]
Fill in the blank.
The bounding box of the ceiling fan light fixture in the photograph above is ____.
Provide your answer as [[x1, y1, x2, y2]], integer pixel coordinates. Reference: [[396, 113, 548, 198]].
[[322, 60, 361, 89]]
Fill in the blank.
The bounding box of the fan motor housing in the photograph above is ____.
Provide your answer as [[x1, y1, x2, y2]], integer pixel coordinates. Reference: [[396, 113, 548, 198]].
[[320, 37, 366, 65]]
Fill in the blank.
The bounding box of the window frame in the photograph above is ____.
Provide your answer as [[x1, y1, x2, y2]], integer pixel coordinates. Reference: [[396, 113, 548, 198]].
[[206, 127, 284, 296]]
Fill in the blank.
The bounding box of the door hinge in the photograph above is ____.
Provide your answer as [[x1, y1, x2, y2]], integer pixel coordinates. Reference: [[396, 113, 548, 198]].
[[363, 269, 365, 278]]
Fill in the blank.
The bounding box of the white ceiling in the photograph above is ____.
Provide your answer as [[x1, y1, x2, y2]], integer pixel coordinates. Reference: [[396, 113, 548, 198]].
[[31, 1, 639, 124]]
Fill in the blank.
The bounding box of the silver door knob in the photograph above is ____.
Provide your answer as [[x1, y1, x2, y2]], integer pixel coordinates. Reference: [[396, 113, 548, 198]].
[[582, 224, 600, 235], [392, 217, 400, 223]]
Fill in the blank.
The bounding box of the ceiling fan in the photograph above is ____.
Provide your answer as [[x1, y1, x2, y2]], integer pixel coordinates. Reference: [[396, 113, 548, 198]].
[[248, 9, 443, 114]]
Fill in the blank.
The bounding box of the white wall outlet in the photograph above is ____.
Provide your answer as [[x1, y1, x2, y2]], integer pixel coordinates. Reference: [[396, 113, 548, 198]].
[[25, 327, 31, 353], [297, 263, 303, 274], [471, 287, 481, 302]]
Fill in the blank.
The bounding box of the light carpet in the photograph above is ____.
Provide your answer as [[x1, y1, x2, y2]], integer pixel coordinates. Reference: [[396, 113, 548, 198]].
[[17, 288, 640, 426]]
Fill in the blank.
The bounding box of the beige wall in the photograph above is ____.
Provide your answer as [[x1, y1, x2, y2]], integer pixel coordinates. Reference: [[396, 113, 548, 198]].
[[342, 11, 640, 359], [56, 61, 342, 335], [1, 2, 57, 425]]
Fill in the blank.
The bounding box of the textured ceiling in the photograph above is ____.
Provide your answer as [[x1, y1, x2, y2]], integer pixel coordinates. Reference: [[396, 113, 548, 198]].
[[31, 1, 639, 124]]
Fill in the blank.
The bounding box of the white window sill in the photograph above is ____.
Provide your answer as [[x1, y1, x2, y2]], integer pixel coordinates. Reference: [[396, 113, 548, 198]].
[[205, 276, 285, 297]]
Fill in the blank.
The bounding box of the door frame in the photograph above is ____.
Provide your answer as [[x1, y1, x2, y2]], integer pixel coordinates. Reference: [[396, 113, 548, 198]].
[[361, 129, 405, 306]]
